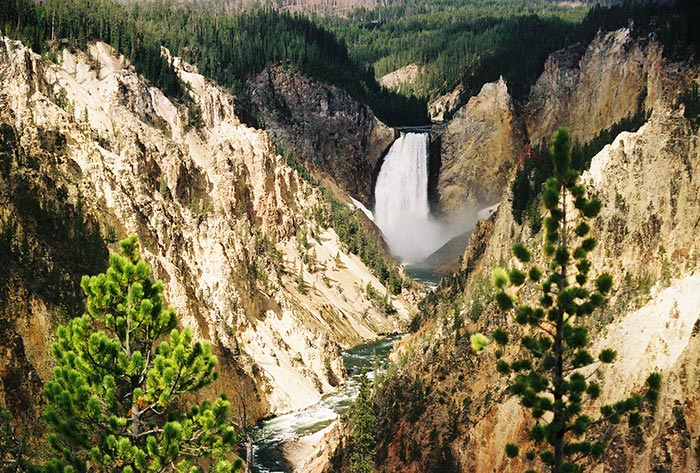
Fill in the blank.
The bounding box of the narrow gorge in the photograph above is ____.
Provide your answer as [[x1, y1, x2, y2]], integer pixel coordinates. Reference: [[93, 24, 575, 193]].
[[2, 1, 700, 473], [0, 34, 414, 448]]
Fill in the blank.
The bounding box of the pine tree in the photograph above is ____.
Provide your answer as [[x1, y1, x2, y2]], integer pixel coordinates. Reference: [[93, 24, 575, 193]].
[[348, 371, 376, 473], [0, 406, 29, 472], [43, 236, 243, 473], [486, 128, 660, 473]]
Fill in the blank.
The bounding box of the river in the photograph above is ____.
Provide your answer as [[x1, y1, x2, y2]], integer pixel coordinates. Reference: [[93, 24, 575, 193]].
[[404, 264, 443, 291], [250, 335, 402, 473]]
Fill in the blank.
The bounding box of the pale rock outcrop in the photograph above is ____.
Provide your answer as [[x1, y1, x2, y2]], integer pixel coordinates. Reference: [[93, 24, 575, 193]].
[[0, 37, 414, 424], [457, 108, 700, 473], [436, 78, 522, 218], [379, 63, 422, 94], [584, 108, 700, 281], [478, 111, 695, 471], [525, 28, 663, 146]]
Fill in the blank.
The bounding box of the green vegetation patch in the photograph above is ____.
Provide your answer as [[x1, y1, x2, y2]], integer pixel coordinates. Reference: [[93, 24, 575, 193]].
[[0, 0, 428, 126], [322, 0, 700, 112], [319, 0, 587, 107], [316, 188, 408, 295]]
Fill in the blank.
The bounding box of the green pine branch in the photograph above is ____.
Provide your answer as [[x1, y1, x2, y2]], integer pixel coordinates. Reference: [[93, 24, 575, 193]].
[[43, 236, 243, 473], [477, 128, 660, 473]]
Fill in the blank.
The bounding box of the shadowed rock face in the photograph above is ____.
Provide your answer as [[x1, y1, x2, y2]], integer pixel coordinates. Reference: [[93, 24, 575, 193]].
[[248, 67, 395, 203]]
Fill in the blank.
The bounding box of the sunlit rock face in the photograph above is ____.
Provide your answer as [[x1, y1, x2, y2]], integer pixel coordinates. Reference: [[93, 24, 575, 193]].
[[436, 78, 523, 221], [525, 28, 669, 146], [0, 36, 414, 426], [475, 109, 700, 473]]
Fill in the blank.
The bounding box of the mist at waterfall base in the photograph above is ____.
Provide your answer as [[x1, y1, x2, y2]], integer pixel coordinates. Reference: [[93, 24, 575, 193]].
[[374, 132, 474, 265]]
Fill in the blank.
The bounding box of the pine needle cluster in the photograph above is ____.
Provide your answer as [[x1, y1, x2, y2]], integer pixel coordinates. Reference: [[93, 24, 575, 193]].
[[485, 128, 660, 473], [43, 236, 243, 472]]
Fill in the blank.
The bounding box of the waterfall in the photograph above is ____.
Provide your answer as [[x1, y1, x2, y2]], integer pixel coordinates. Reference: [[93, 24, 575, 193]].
[[374, 132, 447, 263]]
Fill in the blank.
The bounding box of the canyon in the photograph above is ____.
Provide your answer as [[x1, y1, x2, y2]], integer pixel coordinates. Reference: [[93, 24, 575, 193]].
[[1, 2, 700, 472], [0, 36, 415, 438], [368, 26, 700, 473]]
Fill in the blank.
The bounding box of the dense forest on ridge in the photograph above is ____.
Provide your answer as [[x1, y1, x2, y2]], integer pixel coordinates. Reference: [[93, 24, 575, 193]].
[[320, 0, 700, 109], [0, 0, 429, 126]]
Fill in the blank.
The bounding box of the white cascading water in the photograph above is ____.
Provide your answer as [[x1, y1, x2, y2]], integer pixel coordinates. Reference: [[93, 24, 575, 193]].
[[374, 132, 449, 263]]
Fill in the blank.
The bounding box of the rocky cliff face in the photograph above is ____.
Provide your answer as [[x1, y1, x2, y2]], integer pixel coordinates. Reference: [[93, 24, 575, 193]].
[[460, 108, 700, 473], [426, 27, 677, 240], [428, 84, 463, 122], [525, 28, 667, 146], [435, 78, 523, 219], [0, 37, 414, 430], [248, 67, 395, 203], [371, 29, 700, 473], [474, 108, 700, 473]]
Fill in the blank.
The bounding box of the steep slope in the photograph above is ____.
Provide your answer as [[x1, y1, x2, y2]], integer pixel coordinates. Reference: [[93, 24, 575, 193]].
[[525, 28, 670, 146], [248, 67, 395, 203], [435, 78, 524, 219], [428, 84, 463, 122], [464, 107, 700, 473], [0, 37, 415, 434], [369, 28, 700, 473]]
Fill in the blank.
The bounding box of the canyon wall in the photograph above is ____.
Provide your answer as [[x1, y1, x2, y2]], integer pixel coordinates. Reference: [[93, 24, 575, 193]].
[[436, 78, 523, 219], [371, 27, 700, 473], [248, 67, 395, 203], [525, 28, 667, 146], [0, 37, 414, 431]]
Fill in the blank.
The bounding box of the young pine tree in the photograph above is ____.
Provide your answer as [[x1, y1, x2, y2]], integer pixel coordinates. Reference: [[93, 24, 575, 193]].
[[487, 128, 660, 473], [43, 236, 243, 472], [348, 371, 376, 473]]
